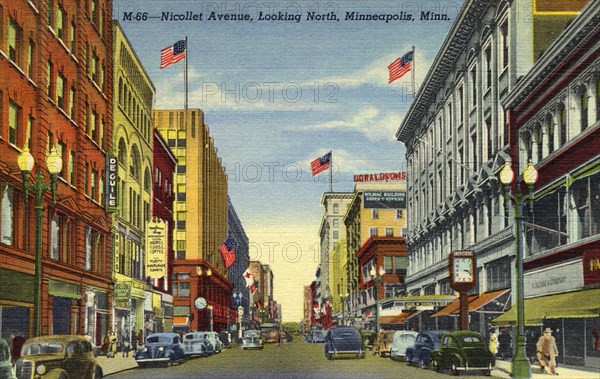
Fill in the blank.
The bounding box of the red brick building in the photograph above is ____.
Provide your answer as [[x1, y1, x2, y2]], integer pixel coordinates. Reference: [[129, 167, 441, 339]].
[[0, 0, 113, 343]]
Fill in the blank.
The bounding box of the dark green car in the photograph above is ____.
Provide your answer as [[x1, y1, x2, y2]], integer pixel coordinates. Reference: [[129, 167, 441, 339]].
[[430, 331, 494, 376]]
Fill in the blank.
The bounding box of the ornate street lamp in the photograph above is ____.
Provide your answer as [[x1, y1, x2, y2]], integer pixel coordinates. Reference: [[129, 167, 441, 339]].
[[370, 266, 385, 332], [499, 160, 537, 379], [18, 146, 63, 337]]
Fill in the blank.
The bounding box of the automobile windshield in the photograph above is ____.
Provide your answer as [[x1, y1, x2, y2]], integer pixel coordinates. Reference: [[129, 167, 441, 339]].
[[394, 334, 416, 343], [243, 330, 260, 338], [146, 335, 173, 344], [461, 335, 483, 345], [333, 330, 358, 339], [21, 342, 64, 356]]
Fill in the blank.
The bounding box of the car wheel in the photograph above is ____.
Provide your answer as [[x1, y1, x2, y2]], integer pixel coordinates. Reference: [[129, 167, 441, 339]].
[[431, 358, 440, 372], [450, 361, 461, 376], [419, 358, 427, 369], [326, 353, 333, 360], [483, 369, 491, 376], [405, 351, 413, 365], [57, 372, 69, 379]]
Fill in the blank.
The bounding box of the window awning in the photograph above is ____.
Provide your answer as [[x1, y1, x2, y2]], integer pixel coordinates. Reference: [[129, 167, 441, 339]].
[[430, 289, 509, 317], [491, 288, 600, 326], [379, 311, 417, 325], [172, 316, 190, 327]]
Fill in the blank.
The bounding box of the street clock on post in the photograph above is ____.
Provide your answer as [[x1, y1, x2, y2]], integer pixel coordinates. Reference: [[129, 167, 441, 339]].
[[194, 296, 207, 310], [449, 251, 476, 331]]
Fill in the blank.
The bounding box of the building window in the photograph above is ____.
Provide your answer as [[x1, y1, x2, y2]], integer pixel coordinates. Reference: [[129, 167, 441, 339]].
[[385, 228, 394, 237], [84, 226, 92, 270], [50, 214, 60, 260], [384, 256, 392, 274], [470, 66, 477, 108], [580, 90, 588, 131], [91, 169, 98, 201], [572, 173, 600, 240], [369, 227, 378, 237], [484, 46, 492, 90], [393, 256, 406, 275], [27, 39, 33, 77], [8, 101, 19, 146], [56, 72, 65, 110], [83, 162, 89, 195], [499, 19, 509, 71], [332, 219, 339, 228], [69, 150, 75, 184], [332, 231, 339, 240], [372, 209, 379, 219], [486, 257, 511, 291], [70, 22, 75, 51], [332, 203, 339, 214], [396, 209, 402, 219], [46, 61, 53, 97], [457, 86, 464, 124], [8, 18, 21, 65], [558, 106, 567, 148], [56, 4, 65, 41], [69, 87, 75, 118], [1, 184, 14, 246]]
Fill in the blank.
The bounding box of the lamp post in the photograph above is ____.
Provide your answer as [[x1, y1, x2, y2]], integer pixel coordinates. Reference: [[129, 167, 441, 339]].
[[370, 266, 385, 332], [499, 160, 537, 379], [18, 146, 63, 337]]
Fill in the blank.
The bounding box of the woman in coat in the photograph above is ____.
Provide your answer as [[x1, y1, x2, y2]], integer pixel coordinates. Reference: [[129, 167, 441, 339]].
[[488, 329, 499, 356]]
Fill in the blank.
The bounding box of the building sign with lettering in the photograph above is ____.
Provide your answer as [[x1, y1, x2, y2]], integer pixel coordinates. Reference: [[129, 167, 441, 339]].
[[363, 191, 406, 209], [583, 250, 600, 286], [114, 282, 131, 300], [524, 259, 583, 298], [105, 155, 118, 211], [145, 220, 167, 278], [354, 171, 406, 183]]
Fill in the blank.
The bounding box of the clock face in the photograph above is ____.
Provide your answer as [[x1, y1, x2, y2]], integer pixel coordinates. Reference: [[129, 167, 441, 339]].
[[453, 257, 473, 283], [194, 297, 207, 310]]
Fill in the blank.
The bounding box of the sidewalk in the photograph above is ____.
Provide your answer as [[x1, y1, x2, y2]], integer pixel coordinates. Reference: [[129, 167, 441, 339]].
[[96, 354, 138, 376], [493, 359, 600, 379]]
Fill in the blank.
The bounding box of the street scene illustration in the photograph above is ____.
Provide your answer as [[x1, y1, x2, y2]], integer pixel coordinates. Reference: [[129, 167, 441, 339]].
[[1, 0, 599, 378]]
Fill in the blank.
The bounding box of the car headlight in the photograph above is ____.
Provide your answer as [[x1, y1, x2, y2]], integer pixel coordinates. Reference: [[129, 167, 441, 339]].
[[159, 346, 164, 352], [36, 364, 47, 375], [143, 347, 148, 352]]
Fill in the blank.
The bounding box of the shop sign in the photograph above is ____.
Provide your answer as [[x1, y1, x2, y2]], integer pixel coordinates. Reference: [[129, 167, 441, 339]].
[[583, 250, 600, 286], [525, 259, 583, 298], [363, 191, 406, 209], [114, 282, 131, 300], [105, 154, 118, 211], [354, 171, 406, 182], [145, 220, 167, 277]]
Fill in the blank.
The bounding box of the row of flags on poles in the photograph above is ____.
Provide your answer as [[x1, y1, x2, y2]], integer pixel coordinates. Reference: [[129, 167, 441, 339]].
[[161, 39, 413, 85]]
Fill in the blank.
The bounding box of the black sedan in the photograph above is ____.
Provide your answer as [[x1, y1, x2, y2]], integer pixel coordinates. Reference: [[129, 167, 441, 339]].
[[323, 326, 365, 360], [430, 331, 495, 376], [135, 333, 185, 368]]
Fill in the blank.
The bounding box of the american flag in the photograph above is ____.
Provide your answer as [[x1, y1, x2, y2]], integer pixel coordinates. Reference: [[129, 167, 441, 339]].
[[310, 152, 331, 176], [388, 50, 413, 84], [160, 40, 186, 69], [218, 236, 236, 269], [243, 268, 254, 287]]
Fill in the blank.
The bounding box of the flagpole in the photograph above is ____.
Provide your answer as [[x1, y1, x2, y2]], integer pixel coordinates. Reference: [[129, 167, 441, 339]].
[[329, 150, 333, 192], [411, 45, 416, 97], [184, 36, 188, 110]]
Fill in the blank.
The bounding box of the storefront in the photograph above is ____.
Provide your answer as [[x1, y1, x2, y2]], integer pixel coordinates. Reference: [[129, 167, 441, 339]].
[[492, 254, 600, 369], [379, 295, 455, 331], [49, 280, 81, 336], [0, 268, 33, 341]]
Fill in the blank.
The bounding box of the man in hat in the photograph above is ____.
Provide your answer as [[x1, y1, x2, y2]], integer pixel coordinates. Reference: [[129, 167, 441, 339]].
[[536, 327, 559, 375]]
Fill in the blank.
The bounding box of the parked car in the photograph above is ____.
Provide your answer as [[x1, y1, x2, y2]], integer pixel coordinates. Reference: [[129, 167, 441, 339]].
[[14, 335, 103, 379], [196, 332, 223, 354], [390, 330, 419, 361], [405, 330, 443, 368], [306, 330, 327, 343], [323, 326, 365, 360], [134, 332, 185, 368], [240, 330, 263, 350], [430, 331, 495, 376], [183, 332, 210, 357], [371, 330, 396, 357]]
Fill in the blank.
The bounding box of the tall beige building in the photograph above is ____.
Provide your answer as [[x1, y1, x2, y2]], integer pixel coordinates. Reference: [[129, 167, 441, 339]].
[[154, 109, 230, 331]]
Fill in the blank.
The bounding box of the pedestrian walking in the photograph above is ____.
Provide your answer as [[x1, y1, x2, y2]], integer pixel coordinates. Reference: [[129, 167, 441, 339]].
[[136, 329, 144, 350], [488, 328, 499, 356], [498, 328, 512, 360], [131, 329, 138, 351], [536, 327, 559, 375], [526, 329, 539, 364], [121, 329, 131, 357]]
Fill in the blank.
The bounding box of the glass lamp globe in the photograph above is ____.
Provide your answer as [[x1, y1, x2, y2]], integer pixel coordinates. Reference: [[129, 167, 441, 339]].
[[523, 161, 538, 185], [46, 146, 63, 175], [378, 266, 385, 277], [499, 163, 514, 185], [18, 147, 35, 172]]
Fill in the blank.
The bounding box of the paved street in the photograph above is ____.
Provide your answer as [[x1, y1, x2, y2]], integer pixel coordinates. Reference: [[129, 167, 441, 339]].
[[106, 339, 498, 379]]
